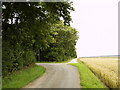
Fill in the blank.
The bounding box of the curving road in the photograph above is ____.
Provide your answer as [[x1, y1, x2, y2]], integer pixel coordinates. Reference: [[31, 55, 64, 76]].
[[24, 59, 80, 88]]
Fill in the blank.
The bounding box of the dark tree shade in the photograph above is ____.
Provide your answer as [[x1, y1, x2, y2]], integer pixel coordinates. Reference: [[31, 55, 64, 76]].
[[2, 2, 77, 77]]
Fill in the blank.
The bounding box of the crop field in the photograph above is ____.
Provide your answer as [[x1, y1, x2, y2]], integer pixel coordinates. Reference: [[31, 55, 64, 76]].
[[78, 57, 119, 88]]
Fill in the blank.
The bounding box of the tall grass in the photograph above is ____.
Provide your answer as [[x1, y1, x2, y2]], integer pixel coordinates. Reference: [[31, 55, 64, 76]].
[[78, 57, 118, 88], [70, 63, 107, 88]]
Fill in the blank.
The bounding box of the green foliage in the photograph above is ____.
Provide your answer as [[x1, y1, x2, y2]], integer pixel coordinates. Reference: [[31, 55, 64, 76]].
[[2, 2, 76, 76], [2, 42, 36, 76], [39, 21, 78, 62]]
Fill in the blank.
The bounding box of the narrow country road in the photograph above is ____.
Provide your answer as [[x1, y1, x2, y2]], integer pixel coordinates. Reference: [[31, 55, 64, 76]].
[[24, 59, 80, 88]]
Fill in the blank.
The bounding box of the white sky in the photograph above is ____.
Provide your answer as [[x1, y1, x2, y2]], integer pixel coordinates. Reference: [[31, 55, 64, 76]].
[[70, 0, 119, 57]]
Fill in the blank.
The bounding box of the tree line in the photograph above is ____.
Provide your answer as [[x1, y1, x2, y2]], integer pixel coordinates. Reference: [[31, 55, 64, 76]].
[[2, 2, 78, 76]]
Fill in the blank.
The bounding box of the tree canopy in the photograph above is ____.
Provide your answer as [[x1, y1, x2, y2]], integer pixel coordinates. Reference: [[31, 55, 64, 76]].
[[39, 21, 78, 62], [2, 2, 78, 76]]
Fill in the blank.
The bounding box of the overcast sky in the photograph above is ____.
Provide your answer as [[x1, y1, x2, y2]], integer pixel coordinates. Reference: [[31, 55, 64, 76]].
[[70, 0, 118, 57]]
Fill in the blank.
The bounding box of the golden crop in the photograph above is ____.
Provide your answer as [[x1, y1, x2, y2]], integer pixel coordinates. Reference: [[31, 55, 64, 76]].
[[78, 57, 119, 88]]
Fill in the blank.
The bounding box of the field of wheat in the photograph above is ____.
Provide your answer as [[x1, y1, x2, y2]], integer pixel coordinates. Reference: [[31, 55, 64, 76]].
[[78, 57, 119, 88]]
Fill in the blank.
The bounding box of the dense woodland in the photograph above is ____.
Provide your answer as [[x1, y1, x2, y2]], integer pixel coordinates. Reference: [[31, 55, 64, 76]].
[[2, 2, 78, 76]]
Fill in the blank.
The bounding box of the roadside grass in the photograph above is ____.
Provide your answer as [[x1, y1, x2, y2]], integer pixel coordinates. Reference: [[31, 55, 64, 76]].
[[70, 62, 108, 89], [37, 58, 74, 63], [2, 64, 46, 88], [78, 57, 118, 88]]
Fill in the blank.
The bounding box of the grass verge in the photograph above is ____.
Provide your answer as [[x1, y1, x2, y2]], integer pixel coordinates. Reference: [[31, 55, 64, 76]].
[[70, 62, 108, 89], [2, 64, 46, 88]]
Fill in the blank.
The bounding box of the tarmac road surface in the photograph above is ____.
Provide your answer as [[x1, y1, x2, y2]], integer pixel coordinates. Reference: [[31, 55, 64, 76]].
[[24, 59, 80, 88]]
